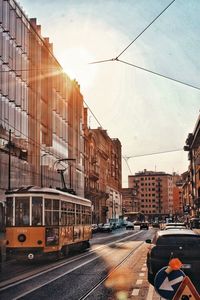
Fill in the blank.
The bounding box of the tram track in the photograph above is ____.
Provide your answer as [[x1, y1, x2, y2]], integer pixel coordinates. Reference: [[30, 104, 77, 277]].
[[78, 241, 144, 300], [0, 230, 143, 294]]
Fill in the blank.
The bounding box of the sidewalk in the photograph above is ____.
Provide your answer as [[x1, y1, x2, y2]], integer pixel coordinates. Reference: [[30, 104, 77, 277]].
[[193, 228, 200, 234]]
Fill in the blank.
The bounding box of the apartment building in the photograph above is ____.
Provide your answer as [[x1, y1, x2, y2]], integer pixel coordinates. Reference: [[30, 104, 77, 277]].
[[83, 108, 122, 223], [0, 0, 85, 198], [184, 114, 200, 217], [127, 170, 173, 221]]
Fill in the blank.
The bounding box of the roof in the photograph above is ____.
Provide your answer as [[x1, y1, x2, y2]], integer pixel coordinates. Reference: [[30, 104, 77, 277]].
[[5, 186, 91, 205], [156, 229, 197, 237]]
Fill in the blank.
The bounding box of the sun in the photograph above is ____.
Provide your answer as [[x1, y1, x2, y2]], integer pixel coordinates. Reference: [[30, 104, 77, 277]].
[[59, 47, 97, 90]]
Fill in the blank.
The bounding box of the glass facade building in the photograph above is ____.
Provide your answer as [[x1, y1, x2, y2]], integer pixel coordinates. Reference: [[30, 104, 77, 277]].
[[0, 0, 85, 200]]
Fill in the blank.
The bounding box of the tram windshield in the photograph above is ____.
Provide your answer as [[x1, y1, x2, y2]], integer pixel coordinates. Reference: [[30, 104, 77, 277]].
[[15, 197, 30, 226], [32, 197, 42, 226]]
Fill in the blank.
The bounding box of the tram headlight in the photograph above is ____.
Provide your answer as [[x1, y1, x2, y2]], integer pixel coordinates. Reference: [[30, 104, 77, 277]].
[[18, 234, 26, 243]]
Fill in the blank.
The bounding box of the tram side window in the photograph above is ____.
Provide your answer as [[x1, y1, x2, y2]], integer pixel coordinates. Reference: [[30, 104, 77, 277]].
[[45, 199, 52, 226], [85, 207, 92, 225], [53, 200, 59, 225], [6, 198, 13, 226], [82, 206, 86, 225], [68, 202, 75, 225], [79, 205, 91, 225], [15, 197, 30, 226], [76, 204, 81, 225], [32, 197, 42, 226], [61, 201, 67, 225], [45, 199, 59, 226]]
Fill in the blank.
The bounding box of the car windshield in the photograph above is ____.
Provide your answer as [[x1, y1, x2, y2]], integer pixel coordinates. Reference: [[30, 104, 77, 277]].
[[157, 235, 200, 246]]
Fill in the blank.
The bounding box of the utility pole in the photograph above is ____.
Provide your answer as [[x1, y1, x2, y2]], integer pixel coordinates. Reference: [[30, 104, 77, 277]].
[[8, 129, 11, 191]]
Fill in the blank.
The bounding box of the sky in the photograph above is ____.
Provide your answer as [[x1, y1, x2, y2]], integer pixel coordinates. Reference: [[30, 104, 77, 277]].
[[18, 0, 200, 187]]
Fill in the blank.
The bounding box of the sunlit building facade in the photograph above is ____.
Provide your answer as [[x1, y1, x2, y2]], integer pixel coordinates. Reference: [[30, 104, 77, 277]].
[[83, 108, 122, 223], [128, 170, 173, 221], [0, 0, 85, 199]]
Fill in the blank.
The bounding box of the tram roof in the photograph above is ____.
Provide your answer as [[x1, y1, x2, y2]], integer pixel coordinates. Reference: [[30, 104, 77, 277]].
[[5, 186, 91, 205]]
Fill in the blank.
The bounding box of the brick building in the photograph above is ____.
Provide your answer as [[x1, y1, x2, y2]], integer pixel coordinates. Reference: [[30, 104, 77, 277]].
[[83, 108, 122, 223], [125, 170, 173, 221], [184, 114, 200, 217]]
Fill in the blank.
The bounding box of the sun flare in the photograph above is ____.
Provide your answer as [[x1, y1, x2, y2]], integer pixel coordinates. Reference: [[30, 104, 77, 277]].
[[61, 47, 97, 90]]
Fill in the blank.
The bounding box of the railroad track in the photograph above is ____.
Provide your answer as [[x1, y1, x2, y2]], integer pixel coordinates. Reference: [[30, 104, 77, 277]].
[[0, 231, 144, 299], [78, 241, 144, 300]]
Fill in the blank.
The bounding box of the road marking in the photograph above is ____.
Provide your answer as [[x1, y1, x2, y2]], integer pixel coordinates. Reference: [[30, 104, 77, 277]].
[[11, 240, 145, 299], [146, 284, 154, 300], [139, 272, 145, 277], [132, 288, 140, 296], [141, 267, 146, 271], [136, 279, 143, 285]]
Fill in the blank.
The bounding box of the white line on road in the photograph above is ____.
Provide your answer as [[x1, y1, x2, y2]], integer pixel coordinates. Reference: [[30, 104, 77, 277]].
[[146, 284, 154, 300], [131, 288, 140, 296], [141, 267, 146, 271], [136, 279, 143, 285], [139, 272, 145, 277]]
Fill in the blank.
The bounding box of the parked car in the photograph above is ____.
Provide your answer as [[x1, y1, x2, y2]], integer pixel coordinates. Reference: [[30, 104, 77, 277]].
[[91, 224, 98, 233], [189, 218, 200, 229], [140, 222, 149, 230], [100, 223, 112, 232], [152, 222, 160, 228], [164, 222, 187, 229], [146, 229, 200, 288], [126, 221, 134, 230], [133, 220, 141, 226], [164, 226, 187, 230]]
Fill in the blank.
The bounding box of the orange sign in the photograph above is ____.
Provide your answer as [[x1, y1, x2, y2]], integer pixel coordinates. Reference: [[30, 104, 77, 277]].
[[165, 258, 183, 274], [172, 276, 200, 300]]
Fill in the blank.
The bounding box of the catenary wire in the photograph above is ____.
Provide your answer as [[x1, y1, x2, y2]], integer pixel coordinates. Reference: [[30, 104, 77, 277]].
[[123, 148, 184, 175], [124, 148, 183, 159], [116, 0, 176, 59], [117, 59, 200, 91]]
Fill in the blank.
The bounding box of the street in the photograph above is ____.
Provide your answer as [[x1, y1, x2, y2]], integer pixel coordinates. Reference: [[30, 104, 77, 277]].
[[0, 226, 161, 300]]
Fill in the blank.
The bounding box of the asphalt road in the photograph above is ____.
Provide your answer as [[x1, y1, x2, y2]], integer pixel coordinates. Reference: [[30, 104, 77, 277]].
[[0, 227, 156, 300], [1, 227, 199, 300]]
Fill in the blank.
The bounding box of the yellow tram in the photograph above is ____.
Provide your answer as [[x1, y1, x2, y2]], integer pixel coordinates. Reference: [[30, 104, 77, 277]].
[[5, 186, 92, 260]]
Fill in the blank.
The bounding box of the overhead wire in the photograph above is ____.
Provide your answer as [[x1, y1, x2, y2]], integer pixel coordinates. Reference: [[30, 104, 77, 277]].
[[116, 0, 176, 59], [123, 148, 184, 175], [90, 0, 176, 64], [117, 59, 200, 91]]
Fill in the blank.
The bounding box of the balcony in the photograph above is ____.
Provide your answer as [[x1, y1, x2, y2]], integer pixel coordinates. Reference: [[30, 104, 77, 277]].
[[89, 170, 99, 181]]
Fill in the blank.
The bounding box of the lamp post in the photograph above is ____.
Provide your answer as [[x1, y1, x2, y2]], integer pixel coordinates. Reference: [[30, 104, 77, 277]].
[[41, 153, 48, 188], [8, 130, 12, 191]]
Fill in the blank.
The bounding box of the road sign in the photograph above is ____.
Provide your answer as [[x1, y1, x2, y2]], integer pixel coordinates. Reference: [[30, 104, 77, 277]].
[[172, 276, 200, 300], [154, 266, 185, 300]]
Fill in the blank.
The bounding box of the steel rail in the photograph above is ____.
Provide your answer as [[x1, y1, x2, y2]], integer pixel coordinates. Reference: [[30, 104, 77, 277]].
[[78, 241, 144, 300], [0, 230, 143, 292]]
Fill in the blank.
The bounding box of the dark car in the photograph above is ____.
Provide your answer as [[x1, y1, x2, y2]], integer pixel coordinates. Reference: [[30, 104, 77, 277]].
[[140, 222, 149, 230], [152, 222, 160, 228], [100, 223, 112, 232], [146, 229, 200, 289], [91, 224, 98, 233]]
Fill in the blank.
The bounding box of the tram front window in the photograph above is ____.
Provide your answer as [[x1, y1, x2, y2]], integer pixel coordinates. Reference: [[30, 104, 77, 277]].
[[15, 197, 30, 226], [32, 197, 42, 226]]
